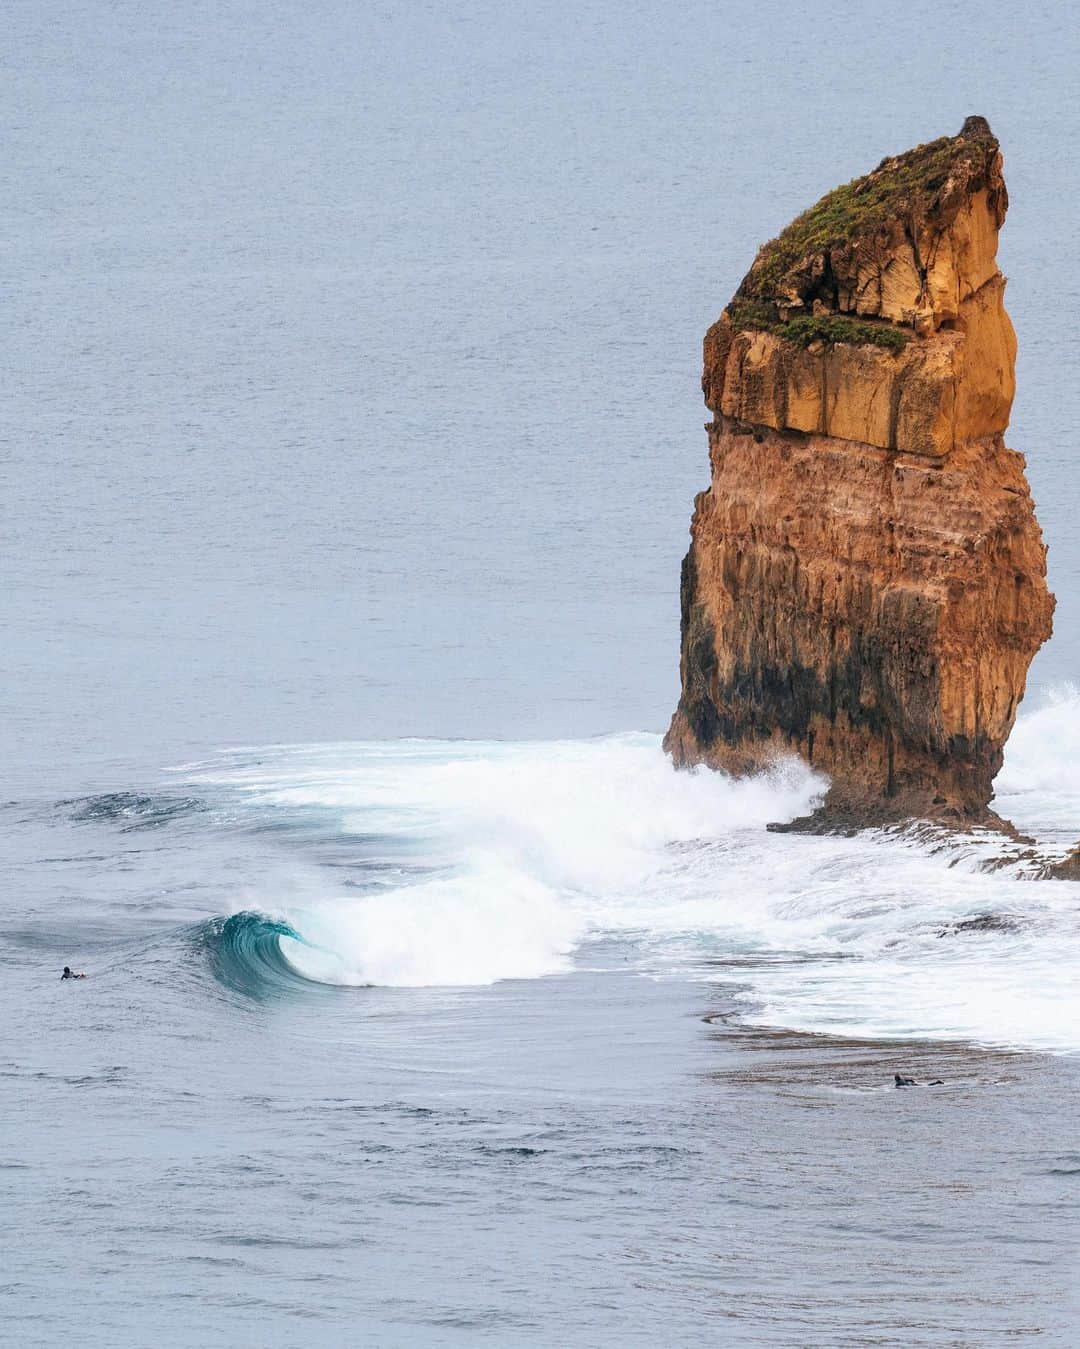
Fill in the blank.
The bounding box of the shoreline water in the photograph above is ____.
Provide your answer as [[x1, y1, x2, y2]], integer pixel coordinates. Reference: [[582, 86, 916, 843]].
[[5, 936, 1077, 1346], [4, 724, 1079, 1344]]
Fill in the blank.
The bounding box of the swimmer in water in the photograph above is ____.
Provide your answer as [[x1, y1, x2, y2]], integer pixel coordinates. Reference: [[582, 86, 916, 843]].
[[60, 966, 86, 980]]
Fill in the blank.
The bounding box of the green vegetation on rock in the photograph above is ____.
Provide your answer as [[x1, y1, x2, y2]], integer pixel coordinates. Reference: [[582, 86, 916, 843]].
[[778, 315, 910, 352], [725, 298, 777, 332], [724, 301, 910, 353], [717, 121, 999, 355], [739, 130, 990, 302]]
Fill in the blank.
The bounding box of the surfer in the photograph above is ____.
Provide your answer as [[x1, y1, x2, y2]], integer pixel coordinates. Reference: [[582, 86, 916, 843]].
[[60, 966, 86, 980]]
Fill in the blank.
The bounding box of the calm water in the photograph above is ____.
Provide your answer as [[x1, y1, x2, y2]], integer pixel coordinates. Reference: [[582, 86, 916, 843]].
[[4, 1, 1080, 1344]]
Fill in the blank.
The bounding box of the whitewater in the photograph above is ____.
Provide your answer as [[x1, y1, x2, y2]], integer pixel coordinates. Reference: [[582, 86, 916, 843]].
[[7, 1, 1080, 1343], [163, 687, 1080, 1054]]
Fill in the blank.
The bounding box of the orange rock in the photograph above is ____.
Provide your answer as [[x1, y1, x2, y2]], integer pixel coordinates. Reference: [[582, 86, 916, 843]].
[[665, 118, 1054, 821]]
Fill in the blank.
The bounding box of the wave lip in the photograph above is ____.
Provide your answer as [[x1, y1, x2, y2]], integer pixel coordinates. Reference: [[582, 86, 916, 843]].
[[200, 911, 328, 998]]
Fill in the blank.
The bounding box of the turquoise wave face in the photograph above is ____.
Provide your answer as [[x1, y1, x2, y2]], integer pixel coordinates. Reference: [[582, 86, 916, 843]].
[[173, 722, 1080, 1050], [199, 911, 320, 999]]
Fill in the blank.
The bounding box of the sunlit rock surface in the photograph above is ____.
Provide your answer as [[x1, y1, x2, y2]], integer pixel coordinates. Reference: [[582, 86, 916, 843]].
[[666, 118, 1054, 821]]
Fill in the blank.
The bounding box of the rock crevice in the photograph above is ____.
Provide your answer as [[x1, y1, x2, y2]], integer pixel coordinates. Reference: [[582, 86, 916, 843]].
[[665, 118, 1054, 821]]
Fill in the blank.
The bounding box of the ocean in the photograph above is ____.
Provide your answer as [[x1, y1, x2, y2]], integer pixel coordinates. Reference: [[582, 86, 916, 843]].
[[3, 1, 1079, 1344]]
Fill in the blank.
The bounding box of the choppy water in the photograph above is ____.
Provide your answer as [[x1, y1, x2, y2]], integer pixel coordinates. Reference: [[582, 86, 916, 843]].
[[5, 0, 1080, 1344]]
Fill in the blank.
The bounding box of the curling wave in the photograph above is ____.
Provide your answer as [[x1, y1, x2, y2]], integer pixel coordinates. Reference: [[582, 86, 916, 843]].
[[199, 911, 324, 997], [171, 695, 1080, 1052], [181, 733, 826, 989]]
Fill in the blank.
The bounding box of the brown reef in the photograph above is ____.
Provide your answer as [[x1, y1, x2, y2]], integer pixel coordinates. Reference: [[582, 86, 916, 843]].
[[665, 117, 1054, 823]]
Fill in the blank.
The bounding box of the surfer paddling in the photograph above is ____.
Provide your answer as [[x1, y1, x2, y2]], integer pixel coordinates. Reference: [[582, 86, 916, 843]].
[[60, 966, 87, 980]]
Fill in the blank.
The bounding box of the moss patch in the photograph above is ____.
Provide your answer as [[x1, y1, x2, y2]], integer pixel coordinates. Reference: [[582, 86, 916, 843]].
[[740, 131, 988, 302], [725, 302, 910, 353], [778, 315, 910, 352], [725, 297, 778, 332]]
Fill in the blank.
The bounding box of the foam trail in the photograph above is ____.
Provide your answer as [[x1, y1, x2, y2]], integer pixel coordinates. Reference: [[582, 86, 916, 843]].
[[187, 734, 825, 987], [183, 698, 1080, 1052]]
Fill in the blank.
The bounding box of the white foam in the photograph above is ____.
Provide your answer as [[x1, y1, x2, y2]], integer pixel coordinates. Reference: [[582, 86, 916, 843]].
[[187, 700, 1080, 1052], [994, 684, 1080, 843], [189, 734, 824, 987], [280, 862, 583, 987]]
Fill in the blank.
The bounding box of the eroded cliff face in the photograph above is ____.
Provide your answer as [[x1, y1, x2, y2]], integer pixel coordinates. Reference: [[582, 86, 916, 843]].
[[665, 118, 1054, 821]]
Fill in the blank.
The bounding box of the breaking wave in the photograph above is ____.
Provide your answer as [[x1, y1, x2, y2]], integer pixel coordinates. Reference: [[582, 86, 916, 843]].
[[199, 912, 321, 997], [174, 693, 1080, 1053]]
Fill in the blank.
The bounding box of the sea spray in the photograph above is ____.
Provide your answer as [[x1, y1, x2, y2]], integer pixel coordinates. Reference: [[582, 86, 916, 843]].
[[184, 734, 825, 987], [994, 684, 1080, 841], [179, 704, 1080, 1051]]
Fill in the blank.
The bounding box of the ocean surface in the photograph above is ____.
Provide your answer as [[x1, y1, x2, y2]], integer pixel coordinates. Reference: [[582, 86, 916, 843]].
[[4, 1, 1080, 1344]]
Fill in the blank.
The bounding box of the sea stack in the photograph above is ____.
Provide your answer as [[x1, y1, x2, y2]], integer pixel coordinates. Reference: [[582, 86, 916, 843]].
[[665, 118, 1054, 821]]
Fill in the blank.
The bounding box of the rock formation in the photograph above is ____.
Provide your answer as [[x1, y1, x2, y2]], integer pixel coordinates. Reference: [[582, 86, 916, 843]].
[[1052, 847, 1080, 881], [665, 117, 1054, 822]]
